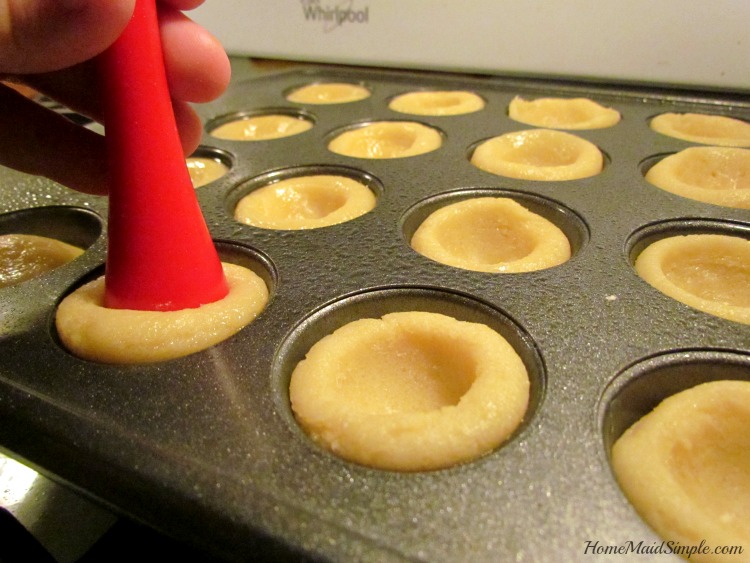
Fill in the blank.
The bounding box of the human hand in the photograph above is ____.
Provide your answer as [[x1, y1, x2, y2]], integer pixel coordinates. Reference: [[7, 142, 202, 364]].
[[0, 0, 230, 195]]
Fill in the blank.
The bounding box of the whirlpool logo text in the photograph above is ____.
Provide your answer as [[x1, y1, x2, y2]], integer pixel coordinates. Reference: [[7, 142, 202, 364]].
[[300, 0, 370, 32]]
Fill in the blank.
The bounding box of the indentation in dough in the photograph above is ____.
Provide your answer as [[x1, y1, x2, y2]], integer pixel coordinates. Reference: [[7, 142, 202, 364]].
[[508, 96, 620, 129], [210, 114, 312, 141], [55, 262, 269, 364], [289, 311, 530, 471], [333, 328, 477, 413], [669, 398, 750, 534], [328, 121, 442, 159], [411, 197, 570, 272], [234, 175, 376, 230], [635, 234, 750, 324], [470, 129, 603, 181], [286, 82, 370, 104], [650, 113, 750, 147], [186, 157, 228, 188], [645, 147, 750, 209], [612, 380, 750, 559], [389, 91, 485, 116], [0, 234, 83, 288]]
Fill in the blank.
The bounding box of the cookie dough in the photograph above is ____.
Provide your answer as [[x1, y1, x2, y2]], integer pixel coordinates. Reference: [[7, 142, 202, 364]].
[[470, 129, 603, 181], [612, 380, 750, 562], [508, 96, 621, 129], [287, 82, 370, 104], [635, 234, 750, 324], [0, 234, 83, 288], [645, 147, 750, 209], [234, 175, 376, 230], [650, 113, 750, 147], [289, 311, 530, 471], [210, 114, 312, 141], [328, 121, 442, 159], [56, 262, 268, 363], [388, 91, 485, 116], [411, 197, 570, 273], [186, 156, 228, 188]]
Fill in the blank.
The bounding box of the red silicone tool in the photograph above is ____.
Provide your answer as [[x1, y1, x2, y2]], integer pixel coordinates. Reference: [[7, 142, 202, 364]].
[[99, 0, 228, 311]]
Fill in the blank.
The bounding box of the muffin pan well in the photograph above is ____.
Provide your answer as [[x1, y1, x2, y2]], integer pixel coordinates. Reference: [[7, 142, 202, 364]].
[[0, 64, 748, 561]]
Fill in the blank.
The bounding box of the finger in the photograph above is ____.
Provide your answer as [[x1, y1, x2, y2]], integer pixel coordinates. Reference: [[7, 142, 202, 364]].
[[0, 0, 135, 74], [21, 68, 204, 151], [158, 5, 231, 103], [160, 0, 205, 9], [0, 83, 107, 194], [172, 99, 204, 156], [19, 62, 103, 123], [18, 5, 229, 119], [0, 84, 202, 195]]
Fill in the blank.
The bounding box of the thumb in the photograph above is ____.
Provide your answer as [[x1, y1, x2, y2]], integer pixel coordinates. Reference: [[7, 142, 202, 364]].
[[0, 0, 136, 74]]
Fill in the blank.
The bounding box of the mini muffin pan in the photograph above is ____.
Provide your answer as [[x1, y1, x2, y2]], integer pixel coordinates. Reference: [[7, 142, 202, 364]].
[[0, 64, 749, 561]]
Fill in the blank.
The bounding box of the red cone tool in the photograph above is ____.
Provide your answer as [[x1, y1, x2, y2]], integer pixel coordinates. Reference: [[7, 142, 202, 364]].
[[99, 0, 228, 311]]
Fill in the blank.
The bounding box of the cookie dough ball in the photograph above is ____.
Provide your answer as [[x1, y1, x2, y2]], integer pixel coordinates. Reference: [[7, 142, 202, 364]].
[[328, 121, 442, 159], [411, 198, 570, 273], [289, 311, 529, 471], [470, 129, 603, 181], [210, 114, 312, 141], [645, 147, 750, 209], [0, 234, 83, 288], [234, 175, 376, 230], [635, 234, 750, 324], [612, 380, 750, 562], [286, 82, 370, 104], [508, 96, 620, 129], [56, 262, 268, 364], [389, 91, 485, 116], [186, 156, 228, 188], [650, 113, 750, 147]]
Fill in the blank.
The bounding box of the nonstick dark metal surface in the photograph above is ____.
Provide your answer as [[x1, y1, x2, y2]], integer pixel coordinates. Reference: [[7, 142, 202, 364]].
[[1, 62, 749, 562]]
